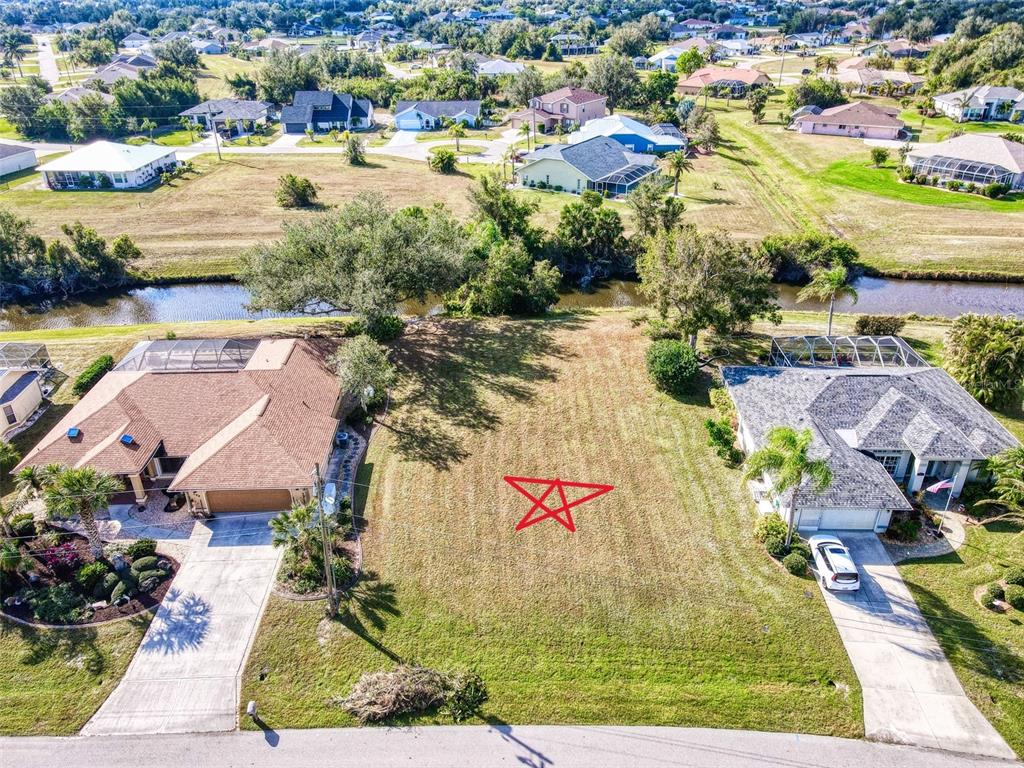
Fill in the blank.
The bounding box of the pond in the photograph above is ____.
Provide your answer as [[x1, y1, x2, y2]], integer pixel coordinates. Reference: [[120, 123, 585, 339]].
[[0, 276, 1022, 332]]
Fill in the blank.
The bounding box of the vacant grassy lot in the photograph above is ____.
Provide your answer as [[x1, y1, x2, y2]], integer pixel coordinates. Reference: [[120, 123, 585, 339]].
[[703, 101, 1024, 279], [0, 618, 151, 735], [240, 312, 863, 733], [197, 54, 264, 100]]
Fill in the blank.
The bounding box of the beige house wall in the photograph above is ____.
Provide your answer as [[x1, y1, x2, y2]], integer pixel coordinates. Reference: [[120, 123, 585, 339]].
[[518, 158, 589, 193]]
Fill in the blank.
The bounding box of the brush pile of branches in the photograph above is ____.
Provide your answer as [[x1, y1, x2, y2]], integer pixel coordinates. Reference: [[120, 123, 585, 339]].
[[334, 665, 487, 724]]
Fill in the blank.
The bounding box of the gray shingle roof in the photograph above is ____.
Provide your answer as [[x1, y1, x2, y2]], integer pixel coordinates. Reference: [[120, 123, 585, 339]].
[[179, 99, 272, 121], [0, 141, 35, 159], [394, 100, 481, 119], [723, 364, 1019, 511], [523, 136, 656, 181]]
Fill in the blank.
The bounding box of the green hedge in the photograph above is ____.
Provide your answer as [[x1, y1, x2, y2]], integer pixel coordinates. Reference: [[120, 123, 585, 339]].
[[130, 555, 158, 573], [72, 355, 114, 397]]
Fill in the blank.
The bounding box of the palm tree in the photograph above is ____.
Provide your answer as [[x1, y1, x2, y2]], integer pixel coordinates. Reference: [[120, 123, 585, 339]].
[[0, 438, 19, 474], [518, 121, 532, 151], [178, 116, 196, 143], [815, 55, 838, 75], [952, 94, 971, 123], [269, 500, 335, 564], [502, 147, 515, 181], [3, 39, 24, 78], [744, 426, 833, 545], [447, 121, 467, 152], [666, 150, 692, 197], [43, 466, 124, 557], [797, 265, 858, 336], [140, 117, 157, 142]]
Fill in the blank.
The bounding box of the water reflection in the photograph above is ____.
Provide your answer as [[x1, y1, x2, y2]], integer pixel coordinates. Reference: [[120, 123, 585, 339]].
[[0, 277, 1021, 332]]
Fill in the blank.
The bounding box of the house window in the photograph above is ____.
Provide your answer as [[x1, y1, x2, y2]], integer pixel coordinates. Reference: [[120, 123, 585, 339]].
[[3, 405, 15, 425], [877, 454, 900, 476], [112, 173, 127, 184], [560, 103, 568, 114]]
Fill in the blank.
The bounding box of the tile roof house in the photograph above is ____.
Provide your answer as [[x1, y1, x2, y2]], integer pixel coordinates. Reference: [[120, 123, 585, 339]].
[[677, 66, 772, 96], [906, 134, 1024, 189], [509, 87, 608, 132], [792, 101, 906, 139], [281, 91, 374, 134], [393, 100, 481, 130], [833, 67, 925, 95], [861, 38, 931, 58], [933, 86, 1024, 124], [724, 336, 1019, 533], [15, 339, 344, 515], [517, 135, 659, 196]]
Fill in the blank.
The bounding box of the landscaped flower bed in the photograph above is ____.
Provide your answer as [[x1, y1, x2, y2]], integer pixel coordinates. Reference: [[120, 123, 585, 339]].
[[1, 528, 178, 626]]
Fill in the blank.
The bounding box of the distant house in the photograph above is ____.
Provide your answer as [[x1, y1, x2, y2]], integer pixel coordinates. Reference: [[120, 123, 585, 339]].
[[120, 32, 150, 49], [280, 91, 374, 134], [833, 68, 925, 95], [179, 99, 274, 135], [393, 100, 481, 130], [860, 38, 930, 58], [508, 87, 608, 132], [646, 40, 716, 71], [716, 38, 756, 56], [906, 134, 1024, 189], [242, 37, 291, 55], [0, 141, 36, 177], [677, 66, 771, 96], [85, 63, 145, 87], [38, 141, 179, 190], [192, 39, 226, 55], [933, 86, 1024, 123], [477, 59, 526, 77], [14, 338, 343, 515], [708, 24, 748, 41], [670, 19, 716, 39], [156, 31, 191, 44], [549, 33, 597, 56], [792, 102, 906, 140], [110, 53, 157, 68], [43, 87, 115, 107], [725, 335, 1019, 533], [568, 114, 687, 154], [517, 135, 659, 196], [0, 343, 51, 438]]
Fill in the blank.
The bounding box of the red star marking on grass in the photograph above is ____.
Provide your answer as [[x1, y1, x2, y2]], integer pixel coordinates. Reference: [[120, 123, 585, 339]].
[[504, 476, 614, 533]]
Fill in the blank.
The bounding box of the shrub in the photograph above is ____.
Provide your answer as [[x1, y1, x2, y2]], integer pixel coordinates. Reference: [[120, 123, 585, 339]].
[[276, 174, 320, 208], [1004, 567, 1024, 587], [983, 182, 1011, 199], [126, 538, 157, 559], [75, 561, 110, 593], [445, 672, 488, 722], [31, 583, 87, 623], [72, 355, 115, 397], [853, 315, 906, 336], [136, 569, 167, 591], [39, 543, 82, 574], [366, 315, 405, 342], [886, 516, 920, 542], [428, 148, 457, 174], [764, 533, 789, 559], [754, 512, 788, 544], [985, 582, 1005, 602], [708, 387, 735, 419], [130, 555, 159, 574], [97, 571, 120, 599], [981, 591, 998, 610], [869, 147, 889, 167], [946, 180, 962, 192], [789, 539, 812, 561], [1005, 584, 1024, 611], [111, 580, 128, 602], [645, 339, 699, 395], [10, 511, 35, 536], [704, 418, 741, 464], [331, 557, 353, 588], [783, 552, 808, 575]]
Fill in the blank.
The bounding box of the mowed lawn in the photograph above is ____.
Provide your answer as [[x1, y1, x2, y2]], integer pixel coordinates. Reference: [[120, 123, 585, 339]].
[[240, 312, 863, 733], [700, 101, 1024, 279]]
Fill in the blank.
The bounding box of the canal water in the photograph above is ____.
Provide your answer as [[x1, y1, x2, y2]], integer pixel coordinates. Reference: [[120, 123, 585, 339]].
[[1, 277, 1022, 332]]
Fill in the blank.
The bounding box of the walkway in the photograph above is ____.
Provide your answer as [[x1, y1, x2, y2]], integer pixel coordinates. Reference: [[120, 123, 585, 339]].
[[82, 514, 282, 735], [5, 725, 1016, 768], [816, 533, 1015, 760]]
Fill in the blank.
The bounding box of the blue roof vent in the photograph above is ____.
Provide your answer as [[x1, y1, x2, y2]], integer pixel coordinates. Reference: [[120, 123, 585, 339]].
[[120, 434, 135, 445], [66, 427, 81, 439]]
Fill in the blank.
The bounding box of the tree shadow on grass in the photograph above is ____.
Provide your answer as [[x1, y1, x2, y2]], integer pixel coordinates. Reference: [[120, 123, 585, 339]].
[[338, 570, 403, 663], [383, 316, 585, 467], [8, 619, 125, 676]]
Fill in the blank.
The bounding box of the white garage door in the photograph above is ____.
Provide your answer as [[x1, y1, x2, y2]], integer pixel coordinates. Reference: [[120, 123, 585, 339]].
[[818, 508, 880, 531]]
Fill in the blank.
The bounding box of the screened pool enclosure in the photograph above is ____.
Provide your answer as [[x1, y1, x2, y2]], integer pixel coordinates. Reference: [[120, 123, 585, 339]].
[[769, 336, 930, 369], [113, 339, 260, 372], [907, 154, 1017, 187]]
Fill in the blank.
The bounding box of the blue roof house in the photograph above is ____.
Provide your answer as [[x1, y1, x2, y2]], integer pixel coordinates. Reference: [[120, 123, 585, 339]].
[[393, 100, 481, 130], [567, 115, 687, 154]]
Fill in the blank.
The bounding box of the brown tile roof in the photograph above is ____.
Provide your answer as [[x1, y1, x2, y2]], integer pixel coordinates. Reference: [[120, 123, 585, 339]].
[[539, 86, 605, 105], [16, 339, 340, 492], [794, 101, 905, 129], [678, 66, 772, 88]]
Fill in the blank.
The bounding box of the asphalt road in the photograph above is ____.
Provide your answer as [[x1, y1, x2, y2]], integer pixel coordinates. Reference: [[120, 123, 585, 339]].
[[4, 726, 1019, 768]]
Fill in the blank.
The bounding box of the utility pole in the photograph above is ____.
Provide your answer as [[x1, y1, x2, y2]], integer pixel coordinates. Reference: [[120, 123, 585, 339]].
[[207, 103, 222, 161], [313, 462, 337, 617]]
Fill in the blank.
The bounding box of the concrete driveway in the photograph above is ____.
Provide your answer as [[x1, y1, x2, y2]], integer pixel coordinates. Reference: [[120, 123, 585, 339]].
[[82, 514, 282, 736], [815, 533, 1014, 759]]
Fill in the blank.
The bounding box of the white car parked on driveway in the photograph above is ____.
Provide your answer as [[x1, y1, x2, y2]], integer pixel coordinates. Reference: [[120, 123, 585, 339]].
[[809, 534, 861, 591]]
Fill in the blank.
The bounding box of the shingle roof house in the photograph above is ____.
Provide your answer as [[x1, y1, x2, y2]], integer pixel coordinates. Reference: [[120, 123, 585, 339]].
[[933, 86, 1024, 123], [793, 101, 906, 140], [568, 114, 687, 154], [394, 100, 481, 130], [509, 87, 608, 131], [180, 99, 274, 135], [517, 135, 659, 196], [281, 90, 374, 134], [15, 338, 343, 515], [724, 336, 1019, 532]]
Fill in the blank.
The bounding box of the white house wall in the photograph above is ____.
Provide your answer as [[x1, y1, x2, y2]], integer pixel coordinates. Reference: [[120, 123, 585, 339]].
[[519, 158, 589, 193]]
